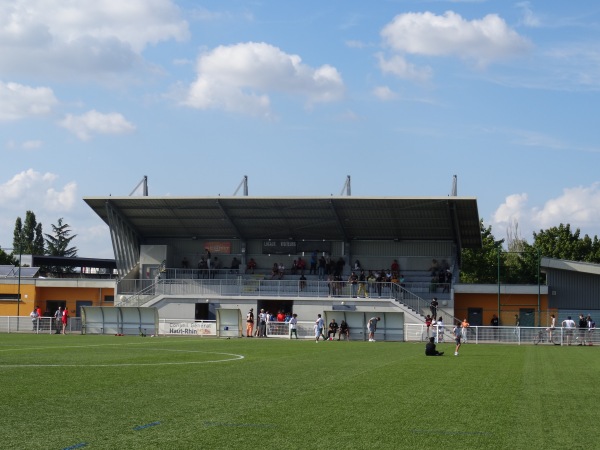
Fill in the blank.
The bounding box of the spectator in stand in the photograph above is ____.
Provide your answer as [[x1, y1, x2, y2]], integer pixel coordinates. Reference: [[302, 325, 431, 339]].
[[230, 257, 241, 273], [338, 320, 350, 340], [309, 250, 318, 275], [198, 257, 208, 279], [425, 337, 444, 356], [443, 269, 452, 292], [333, 274, 344, 297], [246, 258, 257, 274], [284, 312, 292, 322], [391, 259, 400, 276], [430, 298, 439, 319], [277, 263, 285, 279], [367, 271, 376, 297], [297, 257, 306, 275], [429, 259, 439, 276], [291, 260, 298, 275], [335, 257, 345, 276], [357, 270, 368, 298], [181, 257, 189, 269], [327, 319, 338, 340], [270, 263, 279, 279], [299, 274, 307, 291], [353, 260, 362, 272], [212, 257, 222, 278], [375, 271, 384, 298], [348, 271, 358, 297], [318, 255, 326, 280], [491, 314, 499, 340], [276, 310, 285, 322], [327, 274, 334, 296], [399, 274, 406, 290]]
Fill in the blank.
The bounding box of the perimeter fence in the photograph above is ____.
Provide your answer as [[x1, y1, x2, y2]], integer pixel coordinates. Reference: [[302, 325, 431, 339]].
[[405, 324, 597, 346]]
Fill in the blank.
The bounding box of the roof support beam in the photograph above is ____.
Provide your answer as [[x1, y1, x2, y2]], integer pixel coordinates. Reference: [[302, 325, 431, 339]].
[[329, 199, 349, 241]]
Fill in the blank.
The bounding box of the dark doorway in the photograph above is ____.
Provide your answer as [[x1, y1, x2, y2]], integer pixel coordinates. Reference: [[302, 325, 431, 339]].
[[195, 303, 214, 320], [76, 301, 93, 318], [467, 307, 483, 326], [519, 308, 535, 327], [257, 300, 294, 317], [46, 300, 66, 318]]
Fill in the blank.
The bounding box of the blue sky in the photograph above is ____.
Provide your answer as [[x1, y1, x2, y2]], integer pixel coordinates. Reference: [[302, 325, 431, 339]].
[[1, 0, 600, 258]]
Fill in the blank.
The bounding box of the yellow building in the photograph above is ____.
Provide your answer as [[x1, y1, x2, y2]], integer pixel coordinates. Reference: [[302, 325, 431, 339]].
[[0, 276, 115, 318]]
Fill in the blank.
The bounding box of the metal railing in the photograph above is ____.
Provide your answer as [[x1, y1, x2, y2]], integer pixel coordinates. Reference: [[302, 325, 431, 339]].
[[0, 316, 82, 334], [404, 324, 597, 346]]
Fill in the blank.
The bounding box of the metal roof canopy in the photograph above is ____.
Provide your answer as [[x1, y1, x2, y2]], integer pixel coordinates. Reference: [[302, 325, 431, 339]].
[[32, 255, 117, 270], [83, 196, 482, 248]]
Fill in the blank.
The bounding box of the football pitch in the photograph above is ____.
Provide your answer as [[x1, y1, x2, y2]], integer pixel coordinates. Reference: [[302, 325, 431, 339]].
[[0, 335, 596, 449]]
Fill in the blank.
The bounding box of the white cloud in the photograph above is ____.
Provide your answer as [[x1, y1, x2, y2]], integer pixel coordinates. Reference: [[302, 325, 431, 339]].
[[376, 53, 432, 82], [0, 169, 77, 212], [59, 110, 136, 141], [372, 85, 398, 101], [492, 184, 600, 242], [516, 2, 541, 28], [0, 81, 57, 121], [0, 0, 188, 78], [183, 42, 345, 116], [381, 11, 532, 68], [21, 140, 43, 150], [0, 169, 80, 250]]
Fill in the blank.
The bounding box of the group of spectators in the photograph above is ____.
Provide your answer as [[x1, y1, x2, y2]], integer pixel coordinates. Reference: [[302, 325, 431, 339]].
[[561, 314, 595, 345], [428, 259, 452, 293], [245, 309, 381, 341], [329, 266, 405, 298]]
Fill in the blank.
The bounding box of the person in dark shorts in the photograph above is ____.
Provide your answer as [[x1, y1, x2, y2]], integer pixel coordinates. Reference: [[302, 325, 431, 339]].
[[338, 320, 350, 340], [453, 323, 462, 356]]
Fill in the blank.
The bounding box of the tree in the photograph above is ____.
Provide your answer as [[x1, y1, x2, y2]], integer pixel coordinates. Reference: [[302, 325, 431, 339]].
[[13, 217, 23, 253], [12, 211, 44, 255], [459, 219, 505, 283], [533, 224, 592, 262], [0, 248, 17, 265], [44, 218, 78, 273]]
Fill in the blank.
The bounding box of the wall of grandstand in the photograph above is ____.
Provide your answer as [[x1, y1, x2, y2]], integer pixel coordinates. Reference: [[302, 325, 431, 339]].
[[140, 237, 455, 276], [142, 295, 420, 333]]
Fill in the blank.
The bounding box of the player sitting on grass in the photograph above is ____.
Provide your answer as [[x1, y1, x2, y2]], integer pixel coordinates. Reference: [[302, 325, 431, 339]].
[[425, 337, 444, 356]]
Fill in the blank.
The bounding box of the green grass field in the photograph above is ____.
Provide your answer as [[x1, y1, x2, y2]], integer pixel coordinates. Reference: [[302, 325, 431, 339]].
[[0, 334, 596, 449]]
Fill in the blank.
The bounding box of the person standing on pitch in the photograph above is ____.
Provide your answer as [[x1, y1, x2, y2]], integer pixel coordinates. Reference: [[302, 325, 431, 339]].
[[547, 314, 556, 342], [54, 307, 62, 334], [562, 316, 576, 345], [315, 314, 325, 342], [289, 313, 298, 339], [61, 307, 69, 335], [246, 308, 254, 337], [368, 316, 380, 342], [453, 322, 462, 356]]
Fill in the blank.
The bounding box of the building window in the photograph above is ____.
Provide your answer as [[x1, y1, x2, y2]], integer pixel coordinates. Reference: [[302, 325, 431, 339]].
[[104, 295, 114, 303]]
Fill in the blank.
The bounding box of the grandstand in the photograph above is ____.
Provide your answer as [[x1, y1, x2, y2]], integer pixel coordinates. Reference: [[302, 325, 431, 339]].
[[84, 196, 481, 339]]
